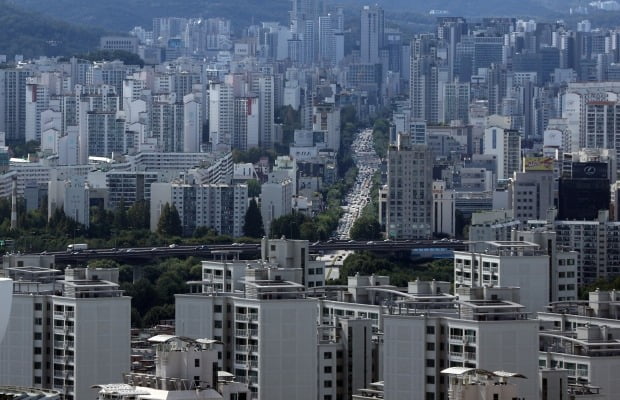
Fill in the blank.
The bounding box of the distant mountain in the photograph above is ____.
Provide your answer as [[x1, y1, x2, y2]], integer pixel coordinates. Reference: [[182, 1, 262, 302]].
[[10, 0, 291, 32], [0, 0, 104, 58]]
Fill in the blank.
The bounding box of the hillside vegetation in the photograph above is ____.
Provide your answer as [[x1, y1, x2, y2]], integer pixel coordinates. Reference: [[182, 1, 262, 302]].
[[0, 0, 103, 58]]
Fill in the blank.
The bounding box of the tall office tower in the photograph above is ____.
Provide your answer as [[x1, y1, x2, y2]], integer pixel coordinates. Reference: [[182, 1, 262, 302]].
[[209, 81, 234, 148], [0, 66, 33, 142], [302, 20, 317, 65], [318, 15, 336, 66], [87, 111, 127, 158], [386, 133, 433, 239], [483, 126, 521, 180], [289, 0, 323, 65], [233, 96, 260, 151], [0, 267, 130, 400], [441, 82, 470, 124], [511, 167, 554, 221], [251, 75, 275, 149], [360, 5, 384, 64], [410, 35, 440, 124], [150, 181, 248, 237], [437, 17, 468, 80], [151, 93, 184, 152], [558, 161, 611, 221], [486, 63, 510, 116]]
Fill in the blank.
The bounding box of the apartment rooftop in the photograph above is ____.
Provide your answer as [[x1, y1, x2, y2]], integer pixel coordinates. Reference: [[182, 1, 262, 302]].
[[463, 240, 545, 256], [245, 280, 306, 300]]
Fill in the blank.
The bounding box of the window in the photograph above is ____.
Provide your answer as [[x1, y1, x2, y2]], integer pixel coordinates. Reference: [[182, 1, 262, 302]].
[[34, 347, 42, 355], [34, 303, 42, 311], [323, 352, 332, 359], [426, 359, 435, 367], [34, 332, 42, 340], [426, 392, 435, 400], [426, 343, 435, 351], [195, 359, 200, 368], [323, 380, 332, 388], [34, 318, 42, 325], [426, 326, 435, 334], [214, 305, 222, 313], [426, 375, 435, 384]]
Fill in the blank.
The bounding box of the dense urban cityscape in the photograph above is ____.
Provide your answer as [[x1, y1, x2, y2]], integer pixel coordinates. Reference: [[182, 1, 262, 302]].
[[2, 0, 620, 399]]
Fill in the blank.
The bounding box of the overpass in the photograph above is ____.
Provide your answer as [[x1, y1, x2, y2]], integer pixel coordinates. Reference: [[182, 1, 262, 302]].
[[42, 240, 467, 265]]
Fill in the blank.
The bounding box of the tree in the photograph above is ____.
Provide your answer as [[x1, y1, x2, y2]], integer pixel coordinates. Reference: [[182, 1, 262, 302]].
[[157, 203, 182, 237], [113, 199, 128, 229], [247, 179, 262, 198], [269, 212, 307, 239], [127, 200, 150, 229], [243, 199, 265, 238], [350, 215, 383, 241]]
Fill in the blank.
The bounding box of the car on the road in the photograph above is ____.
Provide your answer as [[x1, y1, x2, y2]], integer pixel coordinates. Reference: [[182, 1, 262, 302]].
[[168, 244, 178, 248]]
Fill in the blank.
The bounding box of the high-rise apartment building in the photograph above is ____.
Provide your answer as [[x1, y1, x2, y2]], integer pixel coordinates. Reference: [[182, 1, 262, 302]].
[[483, 126, 521, 180], [386, 133, 433, 239], [0, 67, 33, 142], [150, 181, 248, 237], [0, 267, 130, 400]]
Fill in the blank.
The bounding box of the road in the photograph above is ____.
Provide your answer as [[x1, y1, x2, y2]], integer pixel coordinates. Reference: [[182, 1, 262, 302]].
[[46, 240, 467, 264], [334, 128, 382, 240]]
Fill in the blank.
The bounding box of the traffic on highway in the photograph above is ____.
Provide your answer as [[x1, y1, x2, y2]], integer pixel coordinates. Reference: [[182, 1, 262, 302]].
[[335, 128, 381, 240]]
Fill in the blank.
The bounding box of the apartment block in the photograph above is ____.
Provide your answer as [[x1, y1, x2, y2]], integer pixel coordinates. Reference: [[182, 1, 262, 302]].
[[0, 267, 130, 400], [454, 241, 550, 313]]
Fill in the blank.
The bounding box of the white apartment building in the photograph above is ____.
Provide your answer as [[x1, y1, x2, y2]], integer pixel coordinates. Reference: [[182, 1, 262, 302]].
[[441, 368, 526, 400], [48, 176, 90, 227], [209, 81, 234, 148], [200, 238, 325, 293], [454, 241, 550, 313], [150, 181, 248, 237], [260, 178, 293, 236], [538, 290, 620, 400], [312, 104, 341, 152], [0, 267, 130, 400], [176, 277, 318, 400], [0, 278, 11, 343], [530, 211, 620, 285], [512, 229, 579, 303], [386, 133, 433, 239], [95, 335, 249, 400], [468, 210, 521, 242], [511, 169, 554, 221], [483, 126, 521, 180], [432, 180, 455, 237], [383, 286, 539, 400]]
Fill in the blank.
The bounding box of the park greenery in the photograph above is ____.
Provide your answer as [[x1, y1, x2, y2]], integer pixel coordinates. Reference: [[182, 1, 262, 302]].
[[331, 252, 454, 288]]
